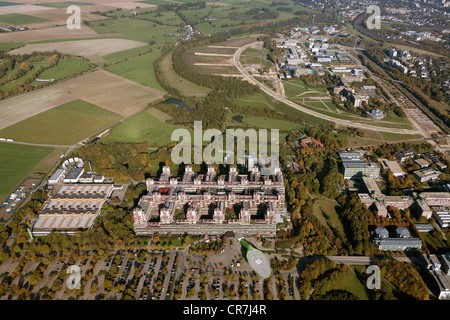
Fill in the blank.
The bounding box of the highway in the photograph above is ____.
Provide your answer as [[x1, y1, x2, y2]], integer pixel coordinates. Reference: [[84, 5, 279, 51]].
[[233, 42, 422, 135]]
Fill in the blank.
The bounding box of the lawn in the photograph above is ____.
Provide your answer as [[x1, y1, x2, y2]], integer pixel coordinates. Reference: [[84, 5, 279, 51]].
[[313, 198, 346, 240], [34, 58, 89, 81], [160, 52, 211, 97], [334, 268, 370, 300], [0, 13, 49, 27], [102, 108, 190, 146], [106, 50, 166, 92], [0, 142, 54, 201], [379, 132, 423, 142], [0, 100, 123, 145], [240, 115, 304, 131]]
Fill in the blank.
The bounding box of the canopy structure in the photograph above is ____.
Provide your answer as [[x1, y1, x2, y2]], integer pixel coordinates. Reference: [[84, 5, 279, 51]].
[[239, 238, 271, 278]]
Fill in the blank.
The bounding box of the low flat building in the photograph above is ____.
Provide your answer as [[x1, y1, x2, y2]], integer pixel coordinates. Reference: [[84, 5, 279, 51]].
[[339, 152, 380, 179], [63, 167, 85, 183], [373, 237, 422, 251], [414, 158, 430, 168], [342, 162, 380, 179], [379, 159, 405, 177], [395, 149, 417, 162], [420, 192, 450, 207], [432, 207, 450, 228], [48, 169, 65, 185], [375, 201, 388, 218], [32, 184, 114, 236], [362, 176, 382, 199], [415, 200, 433, 219], [384, 195, 414, 210], [413, 168, 441, 183], [415, 224, 434, 232]]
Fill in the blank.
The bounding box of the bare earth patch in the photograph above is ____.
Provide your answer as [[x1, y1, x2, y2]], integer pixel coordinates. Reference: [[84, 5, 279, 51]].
[[10, 38, 147, 59], [0, 25, 102, 42]]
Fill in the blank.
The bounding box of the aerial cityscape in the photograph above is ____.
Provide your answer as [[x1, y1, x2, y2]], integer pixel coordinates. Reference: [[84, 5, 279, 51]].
[[0, 0, 449, 310]]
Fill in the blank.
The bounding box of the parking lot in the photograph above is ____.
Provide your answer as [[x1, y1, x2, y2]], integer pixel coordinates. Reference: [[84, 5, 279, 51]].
[[0, 237, 302, 300]]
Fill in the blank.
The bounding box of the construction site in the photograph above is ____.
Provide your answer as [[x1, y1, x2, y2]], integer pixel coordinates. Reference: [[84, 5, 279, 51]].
[[133, 165, 287, 236]]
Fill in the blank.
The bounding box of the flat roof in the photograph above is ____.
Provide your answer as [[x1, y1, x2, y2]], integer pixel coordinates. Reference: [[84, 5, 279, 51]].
[[64, 167, 84, 180]]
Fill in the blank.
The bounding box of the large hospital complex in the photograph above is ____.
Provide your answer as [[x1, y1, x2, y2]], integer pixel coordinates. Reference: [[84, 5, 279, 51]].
[[132, 165, 287, 236]]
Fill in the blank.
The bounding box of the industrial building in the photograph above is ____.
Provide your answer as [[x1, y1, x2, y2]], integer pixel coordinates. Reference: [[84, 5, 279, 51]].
[[32, 184, 114, 236], [132, 165, 286, 236]]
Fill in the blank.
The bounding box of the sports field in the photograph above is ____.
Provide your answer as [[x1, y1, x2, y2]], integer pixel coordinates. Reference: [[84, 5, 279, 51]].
[[0, 142, 54, 200], [0, 99, 123, 145]]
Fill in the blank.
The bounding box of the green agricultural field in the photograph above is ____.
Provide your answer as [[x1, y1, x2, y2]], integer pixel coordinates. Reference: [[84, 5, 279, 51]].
[[0, 13, 49, 27], [34, 58, 89, 82], [160, 52, 211, 97], [102, 108, 189, 146], [0, 100, 122, 145], [0, 42, 25, 52], [0, 142, 54, 200], [36, 2, 94, 8], [0, 1, 22, 6], [106, 50, 166, 92], [88, 18, 180, 44], [103, 45, 152, 65], [137, 10, 184, 26]]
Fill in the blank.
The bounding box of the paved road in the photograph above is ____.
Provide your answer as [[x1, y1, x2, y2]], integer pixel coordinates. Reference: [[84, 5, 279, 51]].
[[233, 42, 421, 135]]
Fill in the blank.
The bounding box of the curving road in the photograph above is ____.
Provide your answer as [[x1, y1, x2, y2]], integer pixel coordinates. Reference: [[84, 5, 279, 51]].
[[233, 42, 422, 135]]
